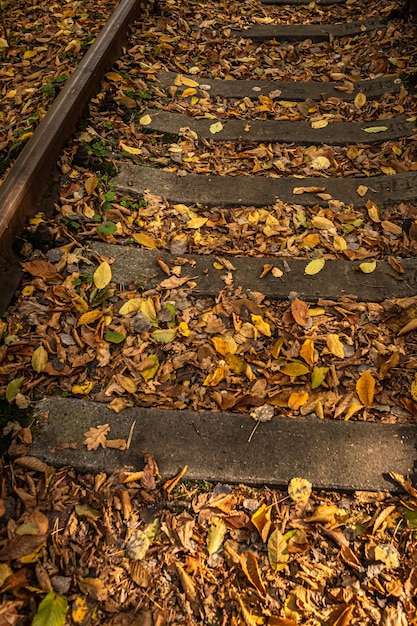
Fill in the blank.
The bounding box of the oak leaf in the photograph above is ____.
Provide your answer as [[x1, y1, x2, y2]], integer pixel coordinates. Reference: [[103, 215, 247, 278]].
[[83, 424, 110, 450]]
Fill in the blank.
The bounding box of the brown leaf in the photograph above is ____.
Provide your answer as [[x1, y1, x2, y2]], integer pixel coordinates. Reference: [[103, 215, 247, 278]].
[[240, 551, 266, 596], [21, 259, 61, 281], [83, 424, 111, 450], [291, 298, 310, 326]]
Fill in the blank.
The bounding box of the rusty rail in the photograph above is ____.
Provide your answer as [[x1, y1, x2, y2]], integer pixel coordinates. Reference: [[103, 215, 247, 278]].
[[0, 0, 147, 312]]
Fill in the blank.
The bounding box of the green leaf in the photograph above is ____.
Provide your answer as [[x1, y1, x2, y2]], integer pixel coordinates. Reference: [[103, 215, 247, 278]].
[[311, 366, 328, 389], [151, 328, 177, 344], [32, 592, 68, 626], [6, 378, 23, 403], [362, 126, 388, 133], [97, 221, 117, 236], [404, 508, 417, 528], [104, 331, 126, 344], [75, 504, 101, 520], [140, 354, 159, 381]]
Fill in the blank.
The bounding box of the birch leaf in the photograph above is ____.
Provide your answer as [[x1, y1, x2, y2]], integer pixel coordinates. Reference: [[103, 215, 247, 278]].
[[93, 261, 112, 289], [210, 121, 223, 134], [304, 258, 325, 275]]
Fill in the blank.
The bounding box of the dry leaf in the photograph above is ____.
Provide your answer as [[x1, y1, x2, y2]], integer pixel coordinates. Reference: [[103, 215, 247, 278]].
[[93, 261, 112, 289], [291, 298, 310, 326], [356, 371, 376, 406], [83, 424, 111, 450]]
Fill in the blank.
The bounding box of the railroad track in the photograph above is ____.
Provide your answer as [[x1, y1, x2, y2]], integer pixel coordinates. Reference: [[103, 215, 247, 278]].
[[1, 0, 417, 491]]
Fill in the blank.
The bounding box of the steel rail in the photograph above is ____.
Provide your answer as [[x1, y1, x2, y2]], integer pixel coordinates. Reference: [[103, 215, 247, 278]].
[[0, 0, 148, 312]]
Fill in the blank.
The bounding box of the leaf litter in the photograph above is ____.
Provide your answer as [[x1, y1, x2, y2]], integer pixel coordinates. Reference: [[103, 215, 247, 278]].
[[2, 0, 417, 622]]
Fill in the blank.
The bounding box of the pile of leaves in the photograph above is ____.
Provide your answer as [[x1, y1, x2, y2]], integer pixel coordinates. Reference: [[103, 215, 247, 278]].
[[0, 0, 115, 180], [1, 424, 417, 625]]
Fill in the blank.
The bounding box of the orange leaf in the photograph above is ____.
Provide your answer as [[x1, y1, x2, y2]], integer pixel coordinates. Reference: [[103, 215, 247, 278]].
[[356, 371, 375, 406], [291, 298, 310, 326]]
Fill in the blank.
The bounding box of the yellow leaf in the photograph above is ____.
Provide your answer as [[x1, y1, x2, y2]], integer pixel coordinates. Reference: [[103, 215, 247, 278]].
[[209, 121, 223, 134], [380, 166, 396, 176], [77, 310, 102, 326], [236, 595, 265, 626], [72, 295, 89, 313], [32, 345, 48, 372], [251, 504, 272, 543], [204, 366, 226, 387], [72, 597, 89, 625], [23, 50, 38, 59], [267, 529, 289, 572], [326, 334, 345, 358], [251, 314, 271, 337], [310, 156, 331, 170], [356, 185, 368, 197], [311, 119, 328, 129], [116, 374, 137, 394], [0, 38, 9, 48], [304, 258, 325, 275], [105, 71, 124, 81], [359, 261, 376, 274], [288, 390, 309, 410], [281, 361, 310, 377], [288, 477, 312, 503], [333, 234, 347, 251], [178, 75, 199, 87], [72, 381, 94, 395], [212, 335, 237, 355], [186, 217, 208, 229], [139, 114, 152, 125], [133, 233, 157, 249], [278, 100, 298, 107], [181, 87, 197, 97], [300, 339, 315, 366], [119, 297, 144, 316], [362, 125, 388, 133], [207, 519, 227, 555], [22, 285, 35, 297], [300, 233, 320, 249], [356, 370, 375, 406], [367, 202, 380, 223], [178, 321, 190, 337], [119, 141, 142, 155], [410, 373, 417, 401], [93, 261, 112, 289], [84, 175, 98, 194], [354, 92, 367, 108], [344, 400, 363, 421], [311, 216, 335, 231]]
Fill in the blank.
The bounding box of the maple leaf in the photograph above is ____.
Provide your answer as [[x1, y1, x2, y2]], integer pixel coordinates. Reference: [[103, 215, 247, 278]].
[[83, 424, 111, 450]]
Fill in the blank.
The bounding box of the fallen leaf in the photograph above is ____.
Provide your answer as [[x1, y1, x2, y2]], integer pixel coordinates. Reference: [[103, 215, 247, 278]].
[[359, 261, 376, 274], [240, 551, 266, 595], [83, 424, 110, 450], [356, 371, 376, 406], [209, 121, 223, 134], [326, 334, 345, 358], [291, 298, 310, 326], [304, 258, 325, 275], [32, 345, 48, 372], [288, 477, 312, 503]]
